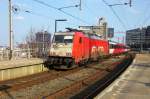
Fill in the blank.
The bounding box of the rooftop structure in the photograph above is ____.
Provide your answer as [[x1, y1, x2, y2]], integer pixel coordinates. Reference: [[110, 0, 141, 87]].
[[79, 17, 108, 40]]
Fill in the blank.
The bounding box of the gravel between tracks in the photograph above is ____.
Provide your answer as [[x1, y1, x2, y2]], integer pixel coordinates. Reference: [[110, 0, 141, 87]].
[[0, 68, 99, 99], [0, 55, 125, 99]]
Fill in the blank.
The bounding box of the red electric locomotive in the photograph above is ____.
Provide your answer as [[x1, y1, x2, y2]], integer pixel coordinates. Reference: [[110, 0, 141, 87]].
[[45, 29, 109, 69]]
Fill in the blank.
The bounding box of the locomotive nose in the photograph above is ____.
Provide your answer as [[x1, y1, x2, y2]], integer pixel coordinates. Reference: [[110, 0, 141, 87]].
[[49, 43, 72, 57]]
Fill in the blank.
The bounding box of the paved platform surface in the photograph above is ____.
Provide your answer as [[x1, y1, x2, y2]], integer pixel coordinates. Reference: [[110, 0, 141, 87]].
[[0, 58, 43, 70], [95, 54, 150, 99]]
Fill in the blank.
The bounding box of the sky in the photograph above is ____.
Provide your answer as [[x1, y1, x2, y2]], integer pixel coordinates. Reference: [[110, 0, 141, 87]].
[[0, 0, 150, 46]]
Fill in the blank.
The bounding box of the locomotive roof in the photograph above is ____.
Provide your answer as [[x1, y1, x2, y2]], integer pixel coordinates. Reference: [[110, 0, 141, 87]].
[[55, 31, 106, 41], [109, 40, 127, 47], [109, 41, 117, 45]]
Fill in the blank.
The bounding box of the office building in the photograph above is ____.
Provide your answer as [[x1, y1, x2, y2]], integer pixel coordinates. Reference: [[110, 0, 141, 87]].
[[126, 26, 150, 50]]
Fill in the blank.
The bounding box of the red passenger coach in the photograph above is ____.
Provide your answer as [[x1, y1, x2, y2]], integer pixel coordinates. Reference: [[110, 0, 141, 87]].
[[114, 44, 126, 54], [109, 41, 128, 55]]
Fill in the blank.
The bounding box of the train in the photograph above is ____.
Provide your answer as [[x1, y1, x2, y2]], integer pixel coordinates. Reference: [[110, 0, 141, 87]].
[[44, 28, 129, 69]]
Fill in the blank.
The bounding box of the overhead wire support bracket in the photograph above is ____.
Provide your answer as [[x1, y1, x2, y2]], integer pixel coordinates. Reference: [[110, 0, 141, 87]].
[[108, 3, 128, 7], [58, 0, 82, 10], [33, 0, 90, 24], [58, 5, 79, 10], [101, 0, 127, 30], [108, 0, 132, 7]]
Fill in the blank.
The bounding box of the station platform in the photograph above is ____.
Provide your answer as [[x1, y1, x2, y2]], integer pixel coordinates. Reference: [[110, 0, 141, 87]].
[[95, 54, 150, 99], [0, 58, 43, 70]]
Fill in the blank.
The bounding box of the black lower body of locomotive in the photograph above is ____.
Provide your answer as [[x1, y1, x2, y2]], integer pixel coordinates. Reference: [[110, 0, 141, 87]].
[[44, 56, 76, 69]]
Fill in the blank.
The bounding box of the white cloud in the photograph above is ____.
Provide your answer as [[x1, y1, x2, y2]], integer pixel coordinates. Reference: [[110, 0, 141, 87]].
[[13, 2, 32, 11], [127, 7, 141, 15], [13, 3, 29, 8], [14, 16, 25, 20]]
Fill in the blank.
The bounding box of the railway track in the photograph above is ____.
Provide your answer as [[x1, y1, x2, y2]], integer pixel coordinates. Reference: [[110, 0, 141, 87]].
[[71, 54, 135, 99], [43, 54, 133, 99], [0, 54, 132, 99], [0, 67, 84, 92]]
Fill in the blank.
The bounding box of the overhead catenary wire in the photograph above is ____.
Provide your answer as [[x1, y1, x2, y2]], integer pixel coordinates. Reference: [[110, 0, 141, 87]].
[[117, 0, 130, 28], [141, 14, 150, 27], [12, 4, 80, 30], [134, 4, 148, 28], [25, 10, 79, 30], [33, 0, 91, 25], [139, 3, 150, 27], [25, 10, 55, 20], [84, 2, 99, 21], [101, 0, 127, 30], [12, 4, 55, 20]]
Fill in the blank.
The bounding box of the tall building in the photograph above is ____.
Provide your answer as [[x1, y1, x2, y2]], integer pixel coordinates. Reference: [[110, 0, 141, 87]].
[[126, 26, 150, 50], [145, 26, 150, 48], [36, 31, 51, 56]]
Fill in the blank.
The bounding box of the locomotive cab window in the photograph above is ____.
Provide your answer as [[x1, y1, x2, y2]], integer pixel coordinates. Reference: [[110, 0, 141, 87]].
[[54, 35, 64, 43], [64, 36, 73, 43], [54, 35, 73, 43]]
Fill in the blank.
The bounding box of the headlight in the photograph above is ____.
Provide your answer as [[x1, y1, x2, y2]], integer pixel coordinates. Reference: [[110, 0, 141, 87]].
[[50, 52, 56, 56], [66, 52, 71, 56]]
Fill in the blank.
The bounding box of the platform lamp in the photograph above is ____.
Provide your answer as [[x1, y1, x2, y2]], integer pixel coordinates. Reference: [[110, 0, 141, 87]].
[[8, 0, 13, 60], [55, 19, 67, 33], [52, 19, 67, 44]]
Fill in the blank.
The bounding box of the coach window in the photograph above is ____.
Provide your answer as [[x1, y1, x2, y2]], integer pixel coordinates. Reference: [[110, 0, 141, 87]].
[[112, 44, 115, 48], [110, 44, 113, 49], [114, 45, 117, 49], [79, 37, 82, 43]]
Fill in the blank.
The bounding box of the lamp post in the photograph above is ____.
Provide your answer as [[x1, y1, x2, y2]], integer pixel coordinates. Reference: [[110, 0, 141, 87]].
[[52, 19, 67, 43], [55, 19, 67, 33], [140, 28, 143, 52], [43, 31, 45, 57], [8, 0, 13, 60]]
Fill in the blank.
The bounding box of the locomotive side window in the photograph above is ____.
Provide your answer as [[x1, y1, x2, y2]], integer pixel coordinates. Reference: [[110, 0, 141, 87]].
[[54, 35, 73, 43], [79, 37, 82, 43]]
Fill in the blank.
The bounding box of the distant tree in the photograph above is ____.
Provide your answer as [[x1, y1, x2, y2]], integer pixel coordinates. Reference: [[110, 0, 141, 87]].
[[25, 27, 51, 58], [24, 27, 37, 57], [26, 27, 36, 44]]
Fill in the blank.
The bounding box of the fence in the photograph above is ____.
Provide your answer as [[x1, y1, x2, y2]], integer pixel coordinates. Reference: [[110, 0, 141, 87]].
[[0, 48, 48, 61]]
